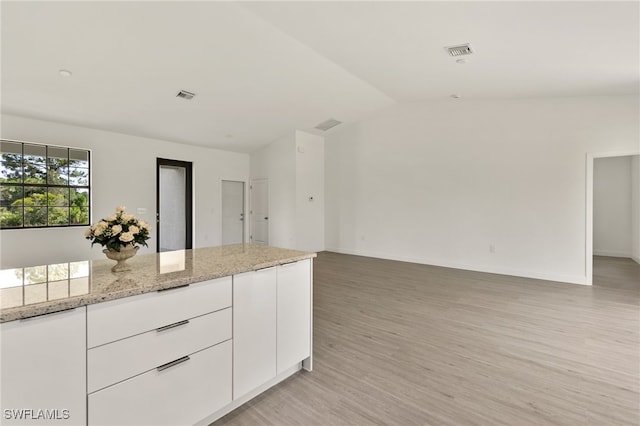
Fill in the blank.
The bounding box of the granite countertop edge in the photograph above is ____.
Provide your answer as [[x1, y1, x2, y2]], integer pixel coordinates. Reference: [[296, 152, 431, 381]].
[[1, 250, 316, 323]]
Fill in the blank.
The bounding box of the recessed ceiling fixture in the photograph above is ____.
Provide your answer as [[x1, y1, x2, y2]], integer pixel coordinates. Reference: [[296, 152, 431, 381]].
[[176, 90, 196, 100], [59, 69, 72, 77], [445, 44, 473, 57], [450, 94, 462, 99], [315, 118, 342, 131]]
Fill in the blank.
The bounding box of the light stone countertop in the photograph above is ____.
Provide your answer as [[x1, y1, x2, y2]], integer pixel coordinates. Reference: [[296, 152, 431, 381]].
[[0, 244, 316, 323]]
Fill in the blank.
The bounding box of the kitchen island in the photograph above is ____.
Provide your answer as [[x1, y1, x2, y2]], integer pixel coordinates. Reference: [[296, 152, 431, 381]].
[[0, 244, 315, 425]]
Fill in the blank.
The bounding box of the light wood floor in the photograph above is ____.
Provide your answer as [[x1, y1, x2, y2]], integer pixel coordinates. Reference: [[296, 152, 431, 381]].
[[213, 254, 640, 426]]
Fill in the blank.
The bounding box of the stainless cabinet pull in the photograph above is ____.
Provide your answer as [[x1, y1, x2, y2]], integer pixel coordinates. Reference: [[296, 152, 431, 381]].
[[156, 356, 190, 372], [279, 261, 299, 268], [157, 283, 190, 292], [256, 266, 276, 272], [156, 319, 189, 332], [19, 307, 77, 321]]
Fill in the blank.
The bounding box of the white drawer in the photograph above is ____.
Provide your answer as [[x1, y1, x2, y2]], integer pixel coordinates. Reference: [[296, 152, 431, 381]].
[[88, 307, 231, 393], [87, 276, 231, 348], [88, 340, 232, 426]]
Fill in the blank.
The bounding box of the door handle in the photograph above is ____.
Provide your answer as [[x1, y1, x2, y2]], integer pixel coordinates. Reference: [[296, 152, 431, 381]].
[[264, 217, 269, 220]]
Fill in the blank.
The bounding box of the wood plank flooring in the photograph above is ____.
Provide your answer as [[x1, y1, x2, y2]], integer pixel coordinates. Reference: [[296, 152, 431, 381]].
[[213, 253, 640, 426]]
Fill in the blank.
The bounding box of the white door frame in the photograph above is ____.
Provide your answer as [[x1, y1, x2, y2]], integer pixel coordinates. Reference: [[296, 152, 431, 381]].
[[585, 150, 639, 285]]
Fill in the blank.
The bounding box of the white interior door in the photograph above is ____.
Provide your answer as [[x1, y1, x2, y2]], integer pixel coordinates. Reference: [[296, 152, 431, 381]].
[[250, 179, 269, 246], [221, 180, 245, 245]]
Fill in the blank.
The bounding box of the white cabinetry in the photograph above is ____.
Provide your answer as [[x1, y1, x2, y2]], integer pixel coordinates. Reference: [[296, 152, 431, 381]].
[[232, 267, 277, 399], [0, 308, 86, 426], [87, 277, 231, 348], [87, 277, 232, 426], [277, 259, 312, 373], [232, 259, 313, 400], [89, 341, 232, 426], [88, 308, 231, 393], [0, 254, 313, 426]]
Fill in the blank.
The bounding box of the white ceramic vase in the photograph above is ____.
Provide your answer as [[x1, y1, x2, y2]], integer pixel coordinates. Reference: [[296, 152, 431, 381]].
[[103, 245, 139, 272]]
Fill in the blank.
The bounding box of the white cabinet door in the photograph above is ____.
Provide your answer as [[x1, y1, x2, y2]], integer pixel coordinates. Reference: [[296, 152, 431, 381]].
[[276, 259, 312, 374], [0, 308, 86, 426], [89, 341, 232, 426], [233, 267, 277, 399]]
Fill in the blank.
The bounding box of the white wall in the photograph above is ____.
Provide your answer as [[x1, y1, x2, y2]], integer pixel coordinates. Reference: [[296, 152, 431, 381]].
[[325, 95, 640, 285], [250, 133, 297, 249], [250, 130, 324, 252], [295, 131, 325, 252], [632, 156, 640, 264], [593, 156, 633, 258], [0, 114, 249, 268]]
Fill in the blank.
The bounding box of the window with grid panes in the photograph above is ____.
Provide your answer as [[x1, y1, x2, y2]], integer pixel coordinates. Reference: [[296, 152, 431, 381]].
[[0, 140, 90, 228]]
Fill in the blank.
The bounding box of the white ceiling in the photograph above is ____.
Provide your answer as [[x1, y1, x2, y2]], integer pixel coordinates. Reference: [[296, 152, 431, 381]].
[[2, 1, 638, 153]]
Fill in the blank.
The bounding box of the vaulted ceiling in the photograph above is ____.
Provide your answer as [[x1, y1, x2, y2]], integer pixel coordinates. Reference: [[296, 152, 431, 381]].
[[2, 1, 638, 153]]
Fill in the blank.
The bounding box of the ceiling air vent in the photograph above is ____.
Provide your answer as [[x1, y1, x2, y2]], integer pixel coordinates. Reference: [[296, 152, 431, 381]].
[[176, 90, 196, 100], [445, 44, 473, 57], [315, 118, 342, 131]]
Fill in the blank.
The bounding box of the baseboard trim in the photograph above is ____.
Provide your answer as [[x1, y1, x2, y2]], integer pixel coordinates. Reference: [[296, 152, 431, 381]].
[[194, 363, 302, 426], [324, 247, 587, 285], [593, 250, 633, 258], [632, 256, 640, 265]]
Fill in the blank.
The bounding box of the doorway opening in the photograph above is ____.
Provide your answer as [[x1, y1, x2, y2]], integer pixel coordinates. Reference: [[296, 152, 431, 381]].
[[586, 151, 639, 285], [157, 158, 193, 252], [250, 178, 269, 246], [221, 180, 245, 245]]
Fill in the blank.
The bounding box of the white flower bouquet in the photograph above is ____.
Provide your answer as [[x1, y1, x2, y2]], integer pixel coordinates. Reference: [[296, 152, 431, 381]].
[[85, 206, 151, 252]]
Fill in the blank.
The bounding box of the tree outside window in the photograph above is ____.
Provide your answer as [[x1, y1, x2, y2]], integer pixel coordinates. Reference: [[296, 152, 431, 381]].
[[0, 141, 90, 228]]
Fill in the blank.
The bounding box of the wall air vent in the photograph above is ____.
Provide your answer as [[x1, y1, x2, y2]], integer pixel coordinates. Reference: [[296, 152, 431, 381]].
[[176, 90, 196, 100], [445, 44, 473, 57], [315, 118, 342, 131]]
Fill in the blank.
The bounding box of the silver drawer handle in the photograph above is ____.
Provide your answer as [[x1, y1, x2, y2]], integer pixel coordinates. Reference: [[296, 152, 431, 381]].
[[156, 355, 190, 372], [19, 307, 77, 321], [279, 261, 299, 268], [256, 266, 276, 272], [156, 319, 190, 332], [157, 283, 190, 292]]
